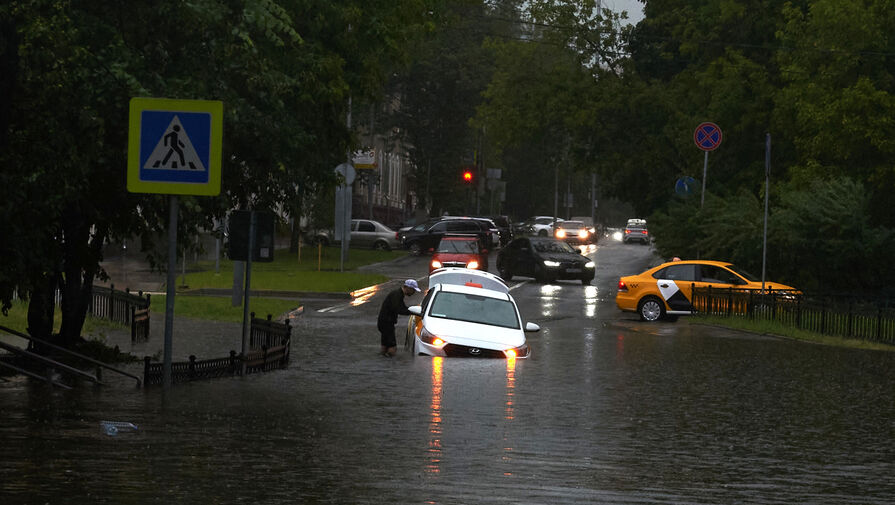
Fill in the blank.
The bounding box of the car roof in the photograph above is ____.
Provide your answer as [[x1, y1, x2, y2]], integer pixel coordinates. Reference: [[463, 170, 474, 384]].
[[650, 259, 733, 270], [436, 281, 510, 301], [428, 267, 509, 293]]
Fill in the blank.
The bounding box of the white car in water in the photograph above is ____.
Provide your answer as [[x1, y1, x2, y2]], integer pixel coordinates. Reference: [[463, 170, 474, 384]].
[[405, 276, 540, 359]]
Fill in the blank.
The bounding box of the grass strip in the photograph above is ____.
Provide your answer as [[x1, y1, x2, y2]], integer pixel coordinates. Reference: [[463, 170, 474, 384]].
[[695, 315, 895, 352], [151, 295, 300, 323]]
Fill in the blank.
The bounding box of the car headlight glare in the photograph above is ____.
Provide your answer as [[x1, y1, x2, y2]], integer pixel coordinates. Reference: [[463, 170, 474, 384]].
[[555, 230, 566, 238], [431, 260, 442, 269], [543, 260, 561, 267], [585, 261, 595, 268], [503, 344, 529, 359], [578, 230, 588, 239], [420, 328, 447, 348], [466, 260, 479, 269]]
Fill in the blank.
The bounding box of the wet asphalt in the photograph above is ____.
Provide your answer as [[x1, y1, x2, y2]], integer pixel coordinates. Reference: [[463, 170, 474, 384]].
[[1, 238, 893, 504]]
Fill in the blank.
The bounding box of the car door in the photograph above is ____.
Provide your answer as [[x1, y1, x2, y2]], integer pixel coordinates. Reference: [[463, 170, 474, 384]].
[[353, 220, 376, 248], [514, 238, 538, 277], [425, 221, 449, 251], [653, 263, 698, 312]]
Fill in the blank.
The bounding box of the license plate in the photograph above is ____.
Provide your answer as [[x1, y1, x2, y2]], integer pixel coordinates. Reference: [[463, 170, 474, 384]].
[[566, 268, 582, 273]]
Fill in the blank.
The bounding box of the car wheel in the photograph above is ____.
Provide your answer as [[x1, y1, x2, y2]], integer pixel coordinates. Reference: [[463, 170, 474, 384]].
[[538, 229, 548, 237], [581, 277, 592, 285], [535, 267, 550, 284], [373, 240, 390, 251], [638, 296, 665, 322], [498, 263, 513, 281], [408, 242, 422, 256]]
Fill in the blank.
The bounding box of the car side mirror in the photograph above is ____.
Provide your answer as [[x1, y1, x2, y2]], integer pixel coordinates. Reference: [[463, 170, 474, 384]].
[[524, 322, 540, 332], [408, 306, 422, 316]]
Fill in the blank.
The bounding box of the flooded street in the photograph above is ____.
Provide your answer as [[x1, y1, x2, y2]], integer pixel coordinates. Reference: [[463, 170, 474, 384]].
[[2, 240, 893, 504]]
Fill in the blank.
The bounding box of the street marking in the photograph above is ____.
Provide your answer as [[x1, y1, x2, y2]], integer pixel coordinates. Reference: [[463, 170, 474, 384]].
[[508, 279, 530, 291]]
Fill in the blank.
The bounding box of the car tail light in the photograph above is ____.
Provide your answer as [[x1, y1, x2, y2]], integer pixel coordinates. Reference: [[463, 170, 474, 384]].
[[624, 229, 632, 234], [466, 260, 479, 269], [641, 230, 648, 235], [618, 280, 628, 292], [395, 232, 399, 239]]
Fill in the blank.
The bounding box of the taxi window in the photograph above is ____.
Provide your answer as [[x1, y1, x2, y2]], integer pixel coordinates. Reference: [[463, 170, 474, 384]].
[[653, 264, 696, 281], [699, 265, 742, 285]]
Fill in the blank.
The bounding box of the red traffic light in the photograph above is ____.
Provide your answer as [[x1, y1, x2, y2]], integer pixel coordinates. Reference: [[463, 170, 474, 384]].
[[462, 171, 473, 182]]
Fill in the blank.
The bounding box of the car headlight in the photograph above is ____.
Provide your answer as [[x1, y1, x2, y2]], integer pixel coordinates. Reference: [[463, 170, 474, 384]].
[[585, 261, 595, 268], [503, 344, 530, 359], [543, 260, 561, 267], [578, 230, 588, 239], [466, 260, 479, 269], [431, 260, 442, 269], [555, 229, 566, 238], [420, 328, 447, 348]]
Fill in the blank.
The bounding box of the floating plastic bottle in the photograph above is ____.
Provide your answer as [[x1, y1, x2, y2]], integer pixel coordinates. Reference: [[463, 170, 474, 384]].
[[100, 421, 138, 436]]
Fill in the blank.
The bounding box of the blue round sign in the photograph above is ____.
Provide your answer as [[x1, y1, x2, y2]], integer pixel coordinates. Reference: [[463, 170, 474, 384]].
[[694, 122, 722, 151], [675, 176, 697, 196]]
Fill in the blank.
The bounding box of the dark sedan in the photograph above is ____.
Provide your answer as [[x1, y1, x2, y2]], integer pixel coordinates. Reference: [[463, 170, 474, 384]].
[[496, 237, 595, 285]]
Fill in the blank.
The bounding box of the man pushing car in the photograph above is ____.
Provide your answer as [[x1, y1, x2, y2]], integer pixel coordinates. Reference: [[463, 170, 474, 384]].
[[378, 279, 421, 357]]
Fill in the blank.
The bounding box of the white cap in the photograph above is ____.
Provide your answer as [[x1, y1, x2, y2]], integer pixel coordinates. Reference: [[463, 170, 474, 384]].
[[404, 279, 421, 292]]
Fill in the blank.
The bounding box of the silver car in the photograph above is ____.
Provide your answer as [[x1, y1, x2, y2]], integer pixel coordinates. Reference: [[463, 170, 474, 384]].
[[312, 219, 400, 250]]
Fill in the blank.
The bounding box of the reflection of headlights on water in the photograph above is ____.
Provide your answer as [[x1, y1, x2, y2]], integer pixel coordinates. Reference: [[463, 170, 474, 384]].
[[612, 231, 623, 241], [585, 261, 595, 268], [420, 328, 447, 348], [543, 260, 561, 267]]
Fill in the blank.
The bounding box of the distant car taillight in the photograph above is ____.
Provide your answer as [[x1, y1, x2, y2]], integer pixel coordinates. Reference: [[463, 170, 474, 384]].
[[618, 280, 628, 292], [641, 230, 648, 235], [624, 229, 631, 234]]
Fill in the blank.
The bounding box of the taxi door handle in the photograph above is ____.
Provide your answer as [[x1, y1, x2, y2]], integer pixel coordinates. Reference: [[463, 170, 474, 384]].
[[660, 283, 669, 288]]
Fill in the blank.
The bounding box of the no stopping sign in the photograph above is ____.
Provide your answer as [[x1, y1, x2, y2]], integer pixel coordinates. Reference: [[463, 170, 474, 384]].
[[694, 122, 722, 151]]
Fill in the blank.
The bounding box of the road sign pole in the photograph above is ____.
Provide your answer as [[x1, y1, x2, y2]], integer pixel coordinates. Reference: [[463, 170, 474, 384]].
[[761, 133, 771, 293], [701, 150, 708, 208], [163, 194, 178, 389], [240, 211, 255, 376]]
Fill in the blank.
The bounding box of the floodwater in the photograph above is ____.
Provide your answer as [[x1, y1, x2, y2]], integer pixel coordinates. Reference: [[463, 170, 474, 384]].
[[1, 240, 893, 504]]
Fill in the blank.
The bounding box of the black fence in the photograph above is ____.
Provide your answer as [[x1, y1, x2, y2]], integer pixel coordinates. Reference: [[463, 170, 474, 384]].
[[142, 314, 292, 386], [691, 287, 895, 345]]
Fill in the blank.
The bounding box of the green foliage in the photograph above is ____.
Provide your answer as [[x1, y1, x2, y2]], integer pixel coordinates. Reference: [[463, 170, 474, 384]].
[[151, 295, 299, 323]]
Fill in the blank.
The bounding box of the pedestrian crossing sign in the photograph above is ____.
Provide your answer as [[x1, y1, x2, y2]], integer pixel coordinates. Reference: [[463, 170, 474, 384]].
[[128, 97, 223, 195]]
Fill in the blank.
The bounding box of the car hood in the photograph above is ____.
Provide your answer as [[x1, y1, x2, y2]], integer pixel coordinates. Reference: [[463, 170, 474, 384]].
[[423, 316, 525, 350], [537, 252, 588, 263]]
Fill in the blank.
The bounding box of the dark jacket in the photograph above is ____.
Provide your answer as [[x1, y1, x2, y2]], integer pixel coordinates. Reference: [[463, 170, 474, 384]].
[[378, 287, 411, 325]]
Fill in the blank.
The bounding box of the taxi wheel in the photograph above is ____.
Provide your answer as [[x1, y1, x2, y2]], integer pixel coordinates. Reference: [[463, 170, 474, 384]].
[[638, 296, 665, 322]]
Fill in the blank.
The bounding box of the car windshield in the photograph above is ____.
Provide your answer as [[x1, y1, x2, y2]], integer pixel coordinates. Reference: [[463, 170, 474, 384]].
[[428, 292, 520, 329], [437, 239, 479, 254], [561, 221, 584, 229], [532, 240, 576, 253], [726, 264, 759, 282]]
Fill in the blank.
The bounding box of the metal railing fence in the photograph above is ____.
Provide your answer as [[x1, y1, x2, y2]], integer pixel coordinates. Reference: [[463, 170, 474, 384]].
[[691, 286, 895, 345]]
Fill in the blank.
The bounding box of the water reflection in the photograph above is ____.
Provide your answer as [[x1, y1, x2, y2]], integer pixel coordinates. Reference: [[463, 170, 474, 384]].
[[538, 284, 561, 318], [426, 357, 443, 475], [502, 356, 516, 476], [583, 285, 598, 318], [349, 284, 381, 307]]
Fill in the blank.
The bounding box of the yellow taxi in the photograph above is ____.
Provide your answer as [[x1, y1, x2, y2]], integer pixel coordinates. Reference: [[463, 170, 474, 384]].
[[615, 259, 797, 321]]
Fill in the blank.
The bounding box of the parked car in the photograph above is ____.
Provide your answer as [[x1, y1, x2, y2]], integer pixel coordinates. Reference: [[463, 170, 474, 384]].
[[310, 219, 399, 250], [496, 237, 595, 284], [488, 215, 514, 246], [429, 235, 489, 273], [615, 259, 798, 322], [554, 220, 595, 244], [399, 217, 493, 255], [404, 280, 540, 359], [528, 216, 563, 237], [623, 220, 650, 244]]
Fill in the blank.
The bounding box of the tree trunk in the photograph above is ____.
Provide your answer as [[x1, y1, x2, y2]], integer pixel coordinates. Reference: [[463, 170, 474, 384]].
[[26, 272, 57, 347], [58, 206, 107, 347]]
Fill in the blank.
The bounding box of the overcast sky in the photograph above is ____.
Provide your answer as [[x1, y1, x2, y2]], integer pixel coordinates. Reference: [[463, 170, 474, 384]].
[[602, 0, 645, 25]]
